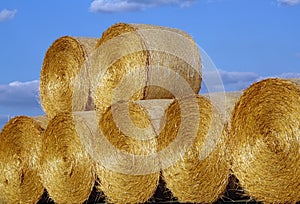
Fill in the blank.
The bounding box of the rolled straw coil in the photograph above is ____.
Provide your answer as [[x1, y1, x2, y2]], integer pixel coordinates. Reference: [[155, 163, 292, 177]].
[[40, 112, 95, 204], [95, 101, 161, 204], [40, 36, 98, 119], [0, 116, 47, 203], [91, 23, 202, 114], [160, 95, 230, 203], [230, 78, 300, 202]]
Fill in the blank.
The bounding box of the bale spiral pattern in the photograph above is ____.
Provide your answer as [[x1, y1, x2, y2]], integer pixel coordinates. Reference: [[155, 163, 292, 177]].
[[160, 96, 230, 203], [40, 112, 95, 204], [40, 36, 97, 118], [96, 101, 159, 204], [0, 116, 46, 203], [230, 78, 300, 202]]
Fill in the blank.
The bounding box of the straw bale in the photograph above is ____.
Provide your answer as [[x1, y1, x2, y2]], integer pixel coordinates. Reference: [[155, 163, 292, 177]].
[[40, 112, 95, 204], [160, 95, 230, 203], [95, 101, 162, 204], [0, 116, 46, 203], [230, 78, 300, 202], [91, 23, 202, 115], [40, 36, 97, 119]]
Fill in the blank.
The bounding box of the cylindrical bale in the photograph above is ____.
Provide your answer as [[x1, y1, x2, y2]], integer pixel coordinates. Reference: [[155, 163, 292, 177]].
[[40, 112, 96, 204], [230, 78, 300, 203], [160, 95, 230, 203], [95, 101, 161, 204], [40, 36, 98, 119], [0, 116, 48, 203], [91, 23, 202, 115]]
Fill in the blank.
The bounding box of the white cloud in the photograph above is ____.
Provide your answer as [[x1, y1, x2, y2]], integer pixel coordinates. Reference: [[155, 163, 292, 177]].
[[277, 0, 300, 6], [218, 70, 260, 86], [0, 9, 17, 22], [89, 0, 196, 13], [0, 80, 41, 110], [201, 69, 260, 93], [0, 80, 45, 130], [275, 72, 300, 78], [90, 0, 144, 12], [201, 69, 300, 93]]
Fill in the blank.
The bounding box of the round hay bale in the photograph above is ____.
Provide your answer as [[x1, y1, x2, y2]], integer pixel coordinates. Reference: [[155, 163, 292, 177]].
[[95, 101, 160, 204], [160, 95, 230, 203], [230, 78, 300, 203], [91, 23, 202, 115], [40, 36, 98, 119], [0, 116, 46, 203], [40, 112, 95, 204]]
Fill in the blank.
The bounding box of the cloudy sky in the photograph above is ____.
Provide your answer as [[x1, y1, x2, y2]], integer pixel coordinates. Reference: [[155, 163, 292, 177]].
[[1, 0, 300, 129]]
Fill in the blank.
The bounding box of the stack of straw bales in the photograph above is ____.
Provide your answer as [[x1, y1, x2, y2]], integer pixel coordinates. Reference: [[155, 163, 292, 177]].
[[40, 23, 201, 203], [38, 36, 99, 203], [89, 23, 204, 203], [1, 20, 300, 203]]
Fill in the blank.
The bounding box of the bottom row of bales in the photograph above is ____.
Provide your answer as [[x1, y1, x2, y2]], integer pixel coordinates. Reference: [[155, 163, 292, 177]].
[[0, 96, 229, 204], [0, 78, 299, 203]]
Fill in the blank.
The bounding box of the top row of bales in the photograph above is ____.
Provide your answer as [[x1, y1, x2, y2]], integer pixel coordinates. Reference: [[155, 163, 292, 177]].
[[40, 23, 202, 119]]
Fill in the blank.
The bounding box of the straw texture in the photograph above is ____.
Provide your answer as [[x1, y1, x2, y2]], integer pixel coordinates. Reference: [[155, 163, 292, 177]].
[[40, 112, 95, 204], [96, 101, 160, 204], [31, 115, 49, 130], [202, 91, 242, 124], [160, 95, 230, 203], [91, 23, 202, 115], [230, 78, 300, 203], [40, 36, 97, 119], [0, 116, 46, 203], [289, 78, 300, 85]]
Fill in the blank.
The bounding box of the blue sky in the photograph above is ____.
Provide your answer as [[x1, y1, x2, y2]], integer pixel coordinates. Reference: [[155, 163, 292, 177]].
[[1, 0, 300, 129]]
